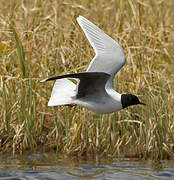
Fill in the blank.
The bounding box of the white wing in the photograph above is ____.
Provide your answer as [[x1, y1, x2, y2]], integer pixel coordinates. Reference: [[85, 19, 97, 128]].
[[77, 16, 126, 88], [48, 79, 76, 106]]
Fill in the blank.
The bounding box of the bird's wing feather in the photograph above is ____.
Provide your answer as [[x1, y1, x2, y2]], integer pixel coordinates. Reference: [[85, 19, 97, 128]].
[[41, 72, 110, 99], [47, 79, 76, 106], [77, 16, 126, 88]]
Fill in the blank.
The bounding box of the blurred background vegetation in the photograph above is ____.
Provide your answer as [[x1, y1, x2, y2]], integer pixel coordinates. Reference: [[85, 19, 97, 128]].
[[0, 0, 174, 160]]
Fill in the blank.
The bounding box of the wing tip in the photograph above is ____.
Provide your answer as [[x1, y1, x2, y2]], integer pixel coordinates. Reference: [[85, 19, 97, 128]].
[[40, 78, 48, 82], [77, 16, 87, 25], [77, 15, 84, 21]]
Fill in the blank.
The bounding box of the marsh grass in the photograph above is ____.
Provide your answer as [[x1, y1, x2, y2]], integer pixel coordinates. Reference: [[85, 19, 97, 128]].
[[0, 0, 174, 160]]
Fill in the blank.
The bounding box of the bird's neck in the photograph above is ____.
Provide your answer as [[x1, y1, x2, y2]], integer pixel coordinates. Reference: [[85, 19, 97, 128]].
[[107, 88, 121, 102]]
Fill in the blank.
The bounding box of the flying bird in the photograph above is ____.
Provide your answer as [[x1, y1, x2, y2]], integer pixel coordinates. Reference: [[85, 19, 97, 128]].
[[41, 16, 145, 114]]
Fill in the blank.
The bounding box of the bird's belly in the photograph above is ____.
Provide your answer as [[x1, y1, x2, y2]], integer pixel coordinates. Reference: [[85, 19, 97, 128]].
[[74, 97, 122, 114]]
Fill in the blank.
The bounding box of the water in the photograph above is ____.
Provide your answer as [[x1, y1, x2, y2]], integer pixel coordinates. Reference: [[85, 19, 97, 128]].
[[0, 153, 174, 180]]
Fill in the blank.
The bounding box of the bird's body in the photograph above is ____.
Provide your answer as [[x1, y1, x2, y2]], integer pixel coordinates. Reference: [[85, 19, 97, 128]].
[[41, 16, 145, 114], [74, 88, 122, 114]]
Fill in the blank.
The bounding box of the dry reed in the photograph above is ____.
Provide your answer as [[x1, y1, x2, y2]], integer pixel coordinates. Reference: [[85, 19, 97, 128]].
[[0, 0, 174, 160]]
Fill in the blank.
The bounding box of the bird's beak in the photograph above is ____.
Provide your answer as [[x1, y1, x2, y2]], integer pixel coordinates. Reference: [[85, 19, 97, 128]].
[[139, 102, 146, 106]]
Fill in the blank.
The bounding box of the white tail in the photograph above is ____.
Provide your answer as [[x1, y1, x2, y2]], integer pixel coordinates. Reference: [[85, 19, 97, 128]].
[[48, 78, 76, 106]]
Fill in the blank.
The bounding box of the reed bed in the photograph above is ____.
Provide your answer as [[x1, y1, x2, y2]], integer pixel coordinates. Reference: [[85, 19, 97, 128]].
[[0, 0, 174, 160]]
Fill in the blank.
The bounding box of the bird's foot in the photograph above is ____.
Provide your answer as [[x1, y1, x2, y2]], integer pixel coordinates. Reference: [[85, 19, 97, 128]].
[[65, 104, 76, 107]]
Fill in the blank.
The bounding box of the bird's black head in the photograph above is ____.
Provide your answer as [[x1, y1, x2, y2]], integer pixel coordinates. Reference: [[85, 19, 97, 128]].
[[121, 94, 145, 109]]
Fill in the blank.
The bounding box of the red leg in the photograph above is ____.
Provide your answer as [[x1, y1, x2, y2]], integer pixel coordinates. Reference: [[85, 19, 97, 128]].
[[65, 104, 76, 107]]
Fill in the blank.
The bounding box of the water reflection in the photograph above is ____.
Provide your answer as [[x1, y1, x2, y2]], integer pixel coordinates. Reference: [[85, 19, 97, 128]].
[[0, 153, 174, 179]]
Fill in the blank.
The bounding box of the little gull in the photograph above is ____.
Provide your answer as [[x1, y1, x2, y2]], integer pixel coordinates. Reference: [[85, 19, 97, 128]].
[[41, 16, 145, 114]]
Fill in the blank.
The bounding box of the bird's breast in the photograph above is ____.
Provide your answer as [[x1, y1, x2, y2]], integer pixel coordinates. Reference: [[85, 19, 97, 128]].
[[74, 95, 122, 114]]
